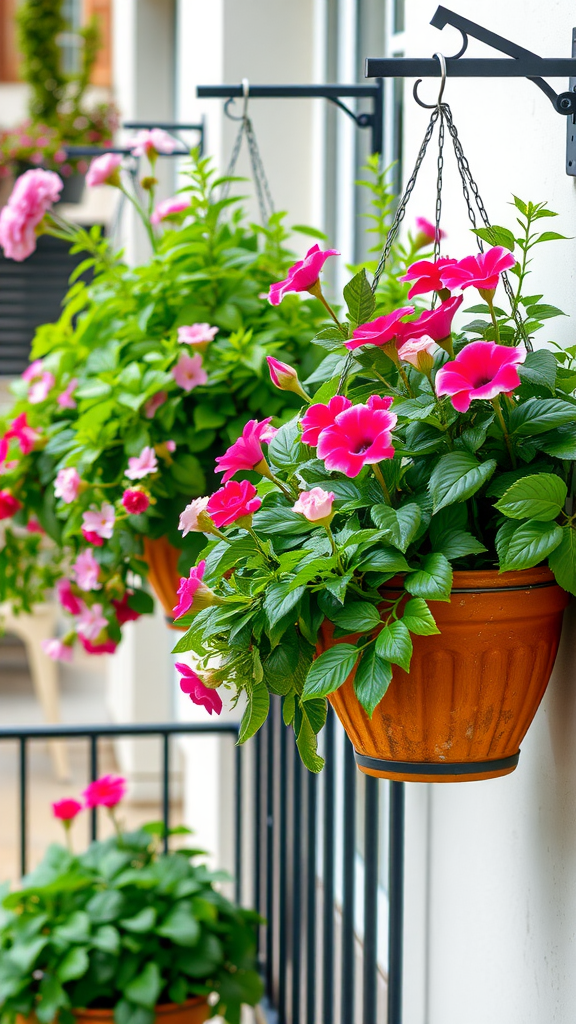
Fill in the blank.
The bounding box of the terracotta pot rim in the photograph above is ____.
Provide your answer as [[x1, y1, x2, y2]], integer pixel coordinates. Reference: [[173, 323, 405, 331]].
[[382, 565, 558, 593], [74, 996, 207, 1017]]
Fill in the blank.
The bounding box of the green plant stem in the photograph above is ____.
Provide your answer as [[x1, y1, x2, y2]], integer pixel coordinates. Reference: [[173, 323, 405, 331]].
[[372, 463, 392, 505], [492, 395, 516, 468], [108, 808, 124, 845], [397, 364, 413, 395], [487, 298, 501, 343], [119, 185, 157, 253], [245, 526, 272, 561], [324, 524, 345, 573]]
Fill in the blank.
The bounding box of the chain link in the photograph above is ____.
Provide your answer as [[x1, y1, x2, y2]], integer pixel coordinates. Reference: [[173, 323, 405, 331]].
[[433, 113, 445, 265], [221, 115, 275, 225]]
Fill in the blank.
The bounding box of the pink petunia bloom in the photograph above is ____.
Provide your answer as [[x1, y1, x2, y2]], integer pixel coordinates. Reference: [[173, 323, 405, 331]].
[[78, 635, 117, 655], [77, 602, 108, 641], [400, 257, 459, 299], [150, 195, 190, 225], [345, 308, 415, 351], [176, 663, 222, 716], [52, 798, 82, 821], [54, 467, 81, 503], [0, 169, 63, 261], [112, 592, 142, 625], [72, 549, 101, 591], [293, 487, 335, 523], [435, 341, 526, 413], [400, 295, 463, 344], [206, 480, 262, 528], [57, 578, 83, 615], [414, 217, 446, 245], [0, 490, 21, 519], [5, 412, 40, 454], [398, 334, 437, 370], [82, 503, 115, 540], [316, 402, 397, 477], [144, 390, 168, 418], [173, 560, 213, 619], [215, 417, 275, 482], [125, 445, 158, 480], [122, 488, 150, 514], [171, 352, 208, 392], [82, 529, 104, 547], [42, 638, 74, 663], [177, 323, 219, 347], [83, 774, 127, 808], [85, 153, 122, 187], [26, 518, 44, 533], [439, 246, 517, 296], [21, 359, 44, 382], [57, 378, 78, 410], [28, 371, 55, 404], [300, 396, 352, 447], [268, 244, 340, 305], [130, 128, 178, 158], [178, 496, 211, 536]]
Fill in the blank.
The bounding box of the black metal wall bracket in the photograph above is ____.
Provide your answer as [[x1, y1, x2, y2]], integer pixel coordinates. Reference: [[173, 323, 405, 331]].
[[365, 6, 576, 175], [196, 81, 384, 156]]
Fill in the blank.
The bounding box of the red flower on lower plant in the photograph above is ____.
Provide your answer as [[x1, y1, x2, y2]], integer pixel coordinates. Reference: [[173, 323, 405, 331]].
[[435, 341, 526, 412], [52, 798, 82, 821], [83, 774, 127, 808], [0, 490, 21, 519], [81, 529, 105, 546], [206, 479, 261, 528], [112, 592, 142, 625], [121, 488, 150, 514], [316, 400, 397, 477], [57, 578, 83, 616], [176, 662, 223, 715]]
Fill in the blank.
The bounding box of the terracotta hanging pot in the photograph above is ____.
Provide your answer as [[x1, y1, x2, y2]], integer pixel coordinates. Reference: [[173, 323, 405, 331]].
[[322, 567, 569, 783], [142, 535, 184, 628], [17, 997, 210, 1023]]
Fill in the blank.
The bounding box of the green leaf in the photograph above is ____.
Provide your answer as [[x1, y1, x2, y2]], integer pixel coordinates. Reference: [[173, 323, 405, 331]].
[[370, 503, 422, 552], [353, 648, 393, 716], [295, 703, 325, 772], [495, 473, 567, 521], [374, 620, 412, 672], [518, 349, 557, 391], [268, 419, 301, 470], [120, 907, 157, 932], [85, 889, 124, 923], [264, 582, 305, 629], [57, 946, 89, 983], [473, 225, 515, 251], [499, 519, 563, 571], [302, 644, 359, 700], [537, 425, 576, 460], [114, 1001, 154, 1024], [253, 505, 314, 535], [401, 597, 441, 636], [405, 553, 453, 601], [124, 962, 163, 1008], [8, 935, 48, 973], [343, 268, 376, 325], [509, 398, 576, 436], [355, 548, 410, 573], [36, 975, 67, 1024], [330, 601, 381, 634], [430, 527, 486, 560], [238, 681, 270, 743], [429, 452, 497, 512], [156, 902, 200, 948], [548, 526, 576, 595]]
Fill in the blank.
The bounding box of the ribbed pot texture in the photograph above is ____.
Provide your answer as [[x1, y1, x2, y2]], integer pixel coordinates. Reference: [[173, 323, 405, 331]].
[[142, 535, 183, 627], [17, 997, 210, 1024], [322, 567, 570, 783]]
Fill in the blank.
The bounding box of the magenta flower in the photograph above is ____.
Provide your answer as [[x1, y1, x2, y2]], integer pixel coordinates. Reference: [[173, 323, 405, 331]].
[[22, 359, 44, 382], [435, 341, 527, 412], [268, 244, 340, 305], [82, 529, 104, 547], [400, 295, 463, 343], [130, 128, 177, 158], [79, 636, 117, 655], [176, 663, 223, 716], [28, 371, 55, 404], [52, 798, 82, 821], [83, 774, 127, 809], [42, 638, 74, 663], [122, 488, 150, 514], [400, 257, 458, 299], [26, 518, 44, 534], [82, 503, 115, 540], [293, 487, 335, 523], [112, 593, 142, 625], [54, 467, 81, 503], [178, 496, 210, 536], [439, 246, 517, 296], [57, 378, 78, 409], [316, 401, 397, 477], [0, 169, 63, 261], [414, 217, 446, 245], [85, 153, 122, 187], [126, 445, 158, 480], [207, 479, 262, 528], [57, 578, 82, 615], [173, 560, 211, 619], [5, 412, 40, 454], [72, 549, 101, 591], [144, 390, 167, 418], [0, 490, 22, 519], [215, 418, 274, 482], [177, 323, 219, 348], [77, 602, 108, 641], [150, 195, 190, 225], [171, 352, 208, 392], [345, 308, 415, 351], [300, 396, 351, 447]]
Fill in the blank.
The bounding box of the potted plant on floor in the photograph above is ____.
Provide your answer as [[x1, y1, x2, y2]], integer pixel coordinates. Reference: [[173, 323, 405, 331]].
[[0, 776, 262, 1024], [171, 198, 574, 781]]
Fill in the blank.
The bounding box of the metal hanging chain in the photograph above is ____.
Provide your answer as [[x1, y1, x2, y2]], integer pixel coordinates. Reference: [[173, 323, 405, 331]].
[[221, 80, 275, 225], [433, 112, 445, 265]]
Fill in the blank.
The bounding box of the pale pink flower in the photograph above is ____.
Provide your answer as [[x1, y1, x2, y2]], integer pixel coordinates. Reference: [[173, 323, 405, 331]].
[[177, 323, 219, 346], [77, 602, 108, 641], [398, 334, 437, 369], [178, 496, 210, 536], [130, 129, 177, 158], [54, 467, 81, 503], [125, 445, 158, 480], [0, 169, 63, 261], [151, 196, 190, 225], [72, 549, 101, 591], [21, 359, 44, 382], [176, 663, 222, 715], [435, 341, 526, 413], [82, 503, 115, 540], [268, 244, 340, 305], [42, 638, 73, 663], [28, 371, 55, 404], [144, 390, 167, 418], [215, 418, 274, 482], [316, 399, 397, 477], [57, 379, 78, 409], [85, 153, 122, 187], [206, 480, 261, 528], [300, 396, 352, 447], [171, 352, 208, 392], [293, 487, 335, 522], [165, 440, 176, 452]]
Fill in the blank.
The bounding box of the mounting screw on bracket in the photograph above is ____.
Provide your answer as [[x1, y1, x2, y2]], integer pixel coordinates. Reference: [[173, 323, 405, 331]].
[[566, 28, 576, 176]]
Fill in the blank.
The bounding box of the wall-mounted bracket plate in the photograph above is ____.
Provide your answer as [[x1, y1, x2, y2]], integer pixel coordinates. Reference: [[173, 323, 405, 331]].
[[567, 29, 576, 176]]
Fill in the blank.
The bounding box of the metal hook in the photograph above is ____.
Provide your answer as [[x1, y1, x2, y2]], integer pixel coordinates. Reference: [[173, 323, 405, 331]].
[[413, 52, 448, 109], [223, 78, 251, 122]]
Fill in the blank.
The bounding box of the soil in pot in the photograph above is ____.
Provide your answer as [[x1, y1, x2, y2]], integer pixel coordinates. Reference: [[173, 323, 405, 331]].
[[17, 996, 210, 1023], [322, 567, 569, 783], [142, 535, 184, 627]]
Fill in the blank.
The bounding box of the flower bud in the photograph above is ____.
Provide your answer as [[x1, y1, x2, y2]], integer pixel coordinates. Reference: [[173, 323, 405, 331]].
[[266, 356, 310, 401]]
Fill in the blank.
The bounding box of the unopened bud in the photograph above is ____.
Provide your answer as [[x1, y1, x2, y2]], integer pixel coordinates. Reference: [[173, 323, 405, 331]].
[[266, 356, 310, 401]]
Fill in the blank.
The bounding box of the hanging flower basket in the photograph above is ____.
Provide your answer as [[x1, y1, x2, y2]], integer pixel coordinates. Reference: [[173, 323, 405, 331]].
[[17, 998, 209, 1024], [142, 535, 183, 624]]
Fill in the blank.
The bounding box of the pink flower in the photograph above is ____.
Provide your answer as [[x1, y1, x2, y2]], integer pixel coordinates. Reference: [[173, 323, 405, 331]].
[[54, 467, 81, 503], [179, 496, 210, 536], [5, 413, 40, 454], [414, 217, 446, 245], [112, 592, 142, 625], [144, 391, 168, 418], [57, 379, 78, 409], [176, 663, 222, 715], [42, 638, 74, 663], [400, 295, 463, 343], [439, 247, 517, 296], [293, 487, 335, 522], [177, 323, 219, 347], [82, 503, 115, 540], [126, 446, 158, 480], [266, 356, 308, 399], [78, 636, 117, 655], [207, 480, 262, 528], [0, 490, 21, 519], [435, 341, 526, 412], [77, 602, 108, 641], [345, 308, 415, 351], [165, 440, 176, 452], [83, 774, 127, 808], [26, 518, 44, 533], [268, 244, 340, 305], [398, 335, 437, 370], [82, 530, 104, 547], [85, 153, 122, 187], [215, 418, 274, 482], [72, 549, 101, 591], [316, 401, 397, 477], [171, 352, 208, 392], [130, 129, 177, 158], [52, 798, 82, 821], [122, 488, 150, 514], [28, 371, 55, 404], [0, 169, 63, 260], [22, 359, 44, 382], [173, 560, 211, 618], [300, 396, 352, 447], [400, 257, 459, 299], [57, 579, 83, 615], [0, 204, 37, 260], [151, 196, 190, 225]]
